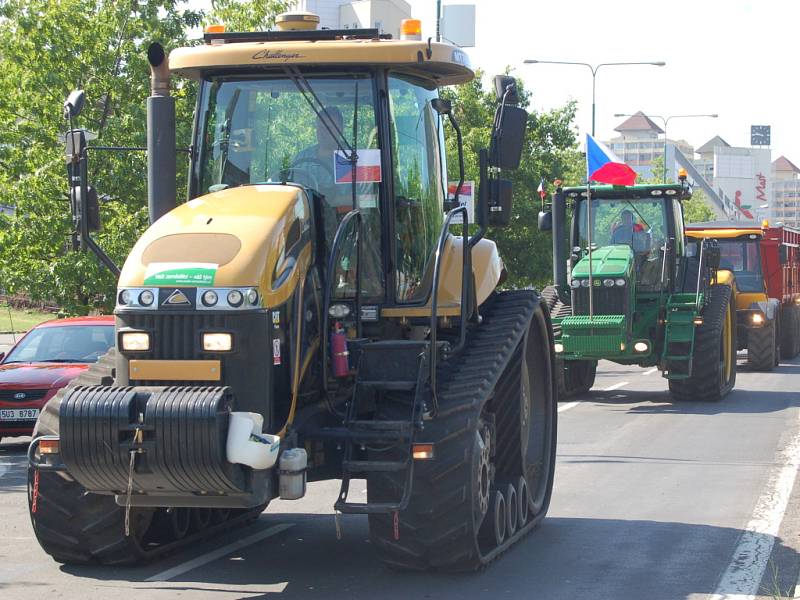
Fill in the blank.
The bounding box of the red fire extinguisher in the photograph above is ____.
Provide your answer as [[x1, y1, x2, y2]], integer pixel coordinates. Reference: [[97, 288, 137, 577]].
[[331, 322, 349, 378]]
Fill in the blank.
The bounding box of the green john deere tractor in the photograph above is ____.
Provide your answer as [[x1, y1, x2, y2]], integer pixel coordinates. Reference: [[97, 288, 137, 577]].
[[538, 176, 737, 401]]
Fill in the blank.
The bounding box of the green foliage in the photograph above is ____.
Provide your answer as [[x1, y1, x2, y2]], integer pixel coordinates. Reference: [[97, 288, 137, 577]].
[[441, 72, 582, 289], [0, 0, 289, 314], [207, 0, 290, 30]]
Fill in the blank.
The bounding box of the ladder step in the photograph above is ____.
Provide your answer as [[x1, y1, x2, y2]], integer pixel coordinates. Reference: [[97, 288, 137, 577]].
[[334, 500, 406, 514], [342, 459, 409, 473]]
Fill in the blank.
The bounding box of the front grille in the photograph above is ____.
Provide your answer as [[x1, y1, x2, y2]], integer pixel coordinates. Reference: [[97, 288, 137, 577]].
[[0, 389, 49, 403], [572, 286, 627, 316], [121, 313, 232, 360]]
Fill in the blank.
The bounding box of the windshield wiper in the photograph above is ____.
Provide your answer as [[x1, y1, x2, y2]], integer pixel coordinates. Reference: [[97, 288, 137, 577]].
[[39, 358, 85, 363]]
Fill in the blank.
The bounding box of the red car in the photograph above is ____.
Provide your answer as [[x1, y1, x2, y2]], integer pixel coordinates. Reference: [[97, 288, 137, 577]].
[[0, 316, 114, 444]]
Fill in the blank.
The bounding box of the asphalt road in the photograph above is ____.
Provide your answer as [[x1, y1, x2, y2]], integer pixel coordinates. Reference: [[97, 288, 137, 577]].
[[2, 355, 800, 599]]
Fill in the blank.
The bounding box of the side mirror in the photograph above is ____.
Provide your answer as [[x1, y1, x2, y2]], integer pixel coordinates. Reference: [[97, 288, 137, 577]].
[[490, 105, 527, 169], [431, 98, 452, 115], [487, 179, 513, 227], [64, 89, 85, 119], [538, 210, 552, 232], [705, 241, 721, 270], [494, 75, 519, 106]]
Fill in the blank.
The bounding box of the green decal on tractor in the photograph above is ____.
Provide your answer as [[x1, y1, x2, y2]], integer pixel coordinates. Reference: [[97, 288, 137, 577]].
[[538, 177, 737, 402], [144, 262, 217, 286]]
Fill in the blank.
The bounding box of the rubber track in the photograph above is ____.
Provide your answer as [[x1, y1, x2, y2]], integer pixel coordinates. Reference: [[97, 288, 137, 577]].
[[368, 290, 549, 571], [747, 318, 776, 371], [29, 349, 266, 565], [669, 284, 735, 402]]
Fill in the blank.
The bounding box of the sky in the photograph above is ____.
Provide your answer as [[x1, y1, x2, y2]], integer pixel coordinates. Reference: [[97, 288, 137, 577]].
[[190, 0, 798, 164], [409, 0, 796, 163]]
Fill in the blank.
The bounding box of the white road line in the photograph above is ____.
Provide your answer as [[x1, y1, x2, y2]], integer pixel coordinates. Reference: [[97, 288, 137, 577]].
[[711, 411, 800, 600], [0, 462, 7, 480], [642, 368, 658, 376], [145, 523, 294, 583], [558, 401, 579, 413], [603, 381, 628, 392]]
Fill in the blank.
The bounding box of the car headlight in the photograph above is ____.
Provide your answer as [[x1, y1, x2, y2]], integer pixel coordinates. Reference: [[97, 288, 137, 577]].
[[121, 332, 150, 351], [581, 279, 590, 288], [615, 278, 626, 287], [570, 279, 581, 289], [138, 290, 155, 306], [201, 290, 218, 307], [603, 278, 615, 287], [227, 290, 243, 307], [203, 332, 232, 352]]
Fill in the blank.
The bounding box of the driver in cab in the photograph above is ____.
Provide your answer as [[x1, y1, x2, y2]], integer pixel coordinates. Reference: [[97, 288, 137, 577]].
[[611, 209, 645, 246]]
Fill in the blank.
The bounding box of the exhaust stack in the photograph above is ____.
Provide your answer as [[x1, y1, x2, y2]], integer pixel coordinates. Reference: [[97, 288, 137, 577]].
[[552, 186, 568, 292], [146, 43, 176, 224]]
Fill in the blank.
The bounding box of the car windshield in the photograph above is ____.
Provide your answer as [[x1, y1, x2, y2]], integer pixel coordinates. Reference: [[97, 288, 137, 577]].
[[576, 196, 669, 290], [195, 71, 379, 205], [718, 239, 763, 292], [4, 325, 114, 364]]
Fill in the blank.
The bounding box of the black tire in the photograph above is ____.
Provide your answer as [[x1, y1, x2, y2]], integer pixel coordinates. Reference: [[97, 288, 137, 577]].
[[747, 318, 776, 371], [367, 292, 556, 571], [28, 349, 156, 565], [563, 360, 597, 395], [669, 284, 736, 402], [781, 305, 798, 360]]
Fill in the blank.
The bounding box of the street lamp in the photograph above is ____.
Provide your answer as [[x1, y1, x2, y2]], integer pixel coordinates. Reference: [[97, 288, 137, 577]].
[[614, 112, 718, 182], [524, 60, 666, 136]]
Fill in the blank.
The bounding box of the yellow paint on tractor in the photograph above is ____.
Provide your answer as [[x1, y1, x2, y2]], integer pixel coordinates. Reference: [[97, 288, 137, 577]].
[[169, 39, 473, 85], [686, 228, 762, 239]]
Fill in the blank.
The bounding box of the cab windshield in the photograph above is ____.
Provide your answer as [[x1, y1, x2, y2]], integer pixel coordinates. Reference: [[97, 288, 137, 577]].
[[576, 197, 669, 290], [718, 239, 763, 292]]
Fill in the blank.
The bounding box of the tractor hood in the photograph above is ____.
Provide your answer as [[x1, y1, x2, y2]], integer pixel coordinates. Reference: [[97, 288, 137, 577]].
[[119, 185, 308, 294], [572, 245, 633, 278]]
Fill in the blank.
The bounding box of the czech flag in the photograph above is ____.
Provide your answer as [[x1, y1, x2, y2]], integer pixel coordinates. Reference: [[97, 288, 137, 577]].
[[586, 134, 636, 186]]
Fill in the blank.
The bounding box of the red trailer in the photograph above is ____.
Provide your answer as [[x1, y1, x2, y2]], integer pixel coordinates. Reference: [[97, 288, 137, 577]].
[[761, 224, 800, 305]]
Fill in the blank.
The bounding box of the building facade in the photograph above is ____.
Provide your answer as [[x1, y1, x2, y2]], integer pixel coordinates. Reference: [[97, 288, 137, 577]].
[[771, 156, 800, 227], [290, 0, 411, 37]]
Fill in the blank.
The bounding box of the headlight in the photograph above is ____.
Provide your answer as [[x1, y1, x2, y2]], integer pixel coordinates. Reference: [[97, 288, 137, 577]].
[[581, 279, 590, 288], [554, 343, 564, 353], [570, 279, 581, 289], [139, 290, 154, 306], [121, 332, 150, 351], [752, 312, 764, 324], [329, 303, 351, 318], [246, 288, 259, 306], [603, 279, 614, 287], [119, 289, 131, 305], [615, 278, 626, 287], [201, 290, 218, 307], [203, 332, 232, 352], [227, 290, 243, 307], [634, 341, 649, 353]]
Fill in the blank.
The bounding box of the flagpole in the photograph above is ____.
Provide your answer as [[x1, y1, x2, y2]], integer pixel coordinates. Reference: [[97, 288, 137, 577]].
[[587, 178, 593, 322]]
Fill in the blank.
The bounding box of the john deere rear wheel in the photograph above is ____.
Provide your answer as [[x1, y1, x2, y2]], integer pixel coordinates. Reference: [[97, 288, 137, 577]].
[[669, 284, 736, 402]]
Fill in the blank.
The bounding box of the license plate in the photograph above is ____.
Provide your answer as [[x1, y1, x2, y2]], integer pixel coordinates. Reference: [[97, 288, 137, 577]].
[[0, 408, 39, 421]]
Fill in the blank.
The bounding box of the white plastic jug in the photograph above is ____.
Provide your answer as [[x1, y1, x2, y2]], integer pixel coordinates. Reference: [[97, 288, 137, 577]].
[[226, 411, 280, 470], [279, 447, 307, 500]]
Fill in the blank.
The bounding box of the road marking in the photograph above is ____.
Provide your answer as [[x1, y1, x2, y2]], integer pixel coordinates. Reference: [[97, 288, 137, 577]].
[[711, 412, 800, 600], [603, 382, 628, 392], [145, 523, 294, 582], [558, 401, 579, 413], [0, 462, 7, 480], [642, 368, 658, 375]]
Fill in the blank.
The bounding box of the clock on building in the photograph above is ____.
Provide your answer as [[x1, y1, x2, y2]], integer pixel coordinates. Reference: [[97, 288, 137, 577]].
[[751, 125, 771, 146]]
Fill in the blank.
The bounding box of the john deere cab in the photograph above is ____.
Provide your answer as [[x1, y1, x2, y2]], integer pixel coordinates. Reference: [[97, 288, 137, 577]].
[[28, 13, 557, 572], [539, 175, 736, 401]]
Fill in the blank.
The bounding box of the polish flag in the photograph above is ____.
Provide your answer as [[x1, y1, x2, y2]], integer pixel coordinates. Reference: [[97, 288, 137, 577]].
[[586, 134, 637, 186]]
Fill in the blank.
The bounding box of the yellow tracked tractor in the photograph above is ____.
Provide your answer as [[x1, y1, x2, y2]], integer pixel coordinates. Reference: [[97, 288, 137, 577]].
[[27, 14, 557, 571]]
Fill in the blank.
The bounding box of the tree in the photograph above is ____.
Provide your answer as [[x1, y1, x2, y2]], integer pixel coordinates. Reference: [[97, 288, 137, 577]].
[[0, 0, 289, 314], [640, 154, 715, 223], [441, 72, 582, 289]]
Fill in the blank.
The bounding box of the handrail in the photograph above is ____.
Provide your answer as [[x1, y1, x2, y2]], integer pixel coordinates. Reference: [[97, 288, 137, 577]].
[[322, 209, 363, 397], [695, 239, 706, 313], [429, 205, 471, 418]]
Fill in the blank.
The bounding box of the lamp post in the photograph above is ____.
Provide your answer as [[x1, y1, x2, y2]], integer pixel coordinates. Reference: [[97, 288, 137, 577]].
[[524, 60, 666, 136], [614, 112, 718, 182]]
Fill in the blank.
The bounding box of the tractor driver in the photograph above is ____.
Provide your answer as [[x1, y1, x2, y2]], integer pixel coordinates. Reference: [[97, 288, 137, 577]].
[[611, 209, 644, 246]]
